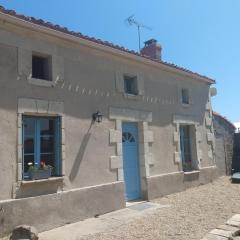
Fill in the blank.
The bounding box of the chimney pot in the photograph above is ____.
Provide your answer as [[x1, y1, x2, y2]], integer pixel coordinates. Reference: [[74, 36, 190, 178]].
[[144, 39, 157, 46], [140, 39, 162, 60]]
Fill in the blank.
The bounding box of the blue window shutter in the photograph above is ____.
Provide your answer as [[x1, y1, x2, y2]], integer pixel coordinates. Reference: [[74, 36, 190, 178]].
[[35, 119, 40, 166], [54, 117, 61, 175], [22, 116, 25, 179]]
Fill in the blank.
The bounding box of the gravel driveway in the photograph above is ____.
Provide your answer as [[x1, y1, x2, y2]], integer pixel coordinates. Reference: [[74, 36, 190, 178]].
[[80, 177, 240, 240]]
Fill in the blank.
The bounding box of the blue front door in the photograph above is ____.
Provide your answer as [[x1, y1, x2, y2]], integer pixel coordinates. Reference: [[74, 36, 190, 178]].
[[122, 122, 141, 201]]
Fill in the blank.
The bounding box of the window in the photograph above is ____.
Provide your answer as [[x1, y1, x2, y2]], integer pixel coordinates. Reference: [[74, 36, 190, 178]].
[[124, 75, 138, 95], [181, 88, 189, 104], [122, 132, 136, 143], [23, 116, 61, 179], [32, 54, 52, 81], [180, 125, 193, 172]]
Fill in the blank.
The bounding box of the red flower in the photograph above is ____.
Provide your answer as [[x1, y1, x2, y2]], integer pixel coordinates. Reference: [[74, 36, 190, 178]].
[[40, 160, 46, 168]]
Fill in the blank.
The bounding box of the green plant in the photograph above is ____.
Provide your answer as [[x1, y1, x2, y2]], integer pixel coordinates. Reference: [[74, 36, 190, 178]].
[[183, 161, 193, 171], [28, 161, 53, 173]]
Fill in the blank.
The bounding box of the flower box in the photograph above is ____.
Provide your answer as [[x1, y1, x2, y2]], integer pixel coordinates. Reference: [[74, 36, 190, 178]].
[[29, 168, 51, 180]]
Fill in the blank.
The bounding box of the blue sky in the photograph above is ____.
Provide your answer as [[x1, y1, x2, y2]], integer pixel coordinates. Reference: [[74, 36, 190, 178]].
[[0, 0, 239, 122]]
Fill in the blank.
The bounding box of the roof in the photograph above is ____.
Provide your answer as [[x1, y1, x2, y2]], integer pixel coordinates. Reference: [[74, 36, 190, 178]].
[[213, 111, 236, 130], [0, 5, 215, 84]]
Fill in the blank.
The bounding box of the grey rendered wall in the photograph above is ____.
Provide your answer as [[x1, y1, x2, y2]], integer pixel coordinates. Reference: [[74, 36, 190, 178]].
[[0, 181, 125, 238], [0, 21, 215, 203], [0, 43, 18, 200], [147, 166, 217, 200]]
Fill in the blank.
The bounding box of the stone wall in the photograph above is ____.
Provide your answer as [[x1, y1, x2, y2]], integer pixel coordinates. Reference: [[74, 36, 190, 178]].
[[213, 113, 235, 175]]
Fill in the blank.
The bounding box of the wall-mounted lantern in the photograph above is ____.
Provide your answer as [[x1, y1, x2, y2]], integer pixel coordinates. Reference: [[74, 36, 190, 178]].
[[92, 111, 103, 123]]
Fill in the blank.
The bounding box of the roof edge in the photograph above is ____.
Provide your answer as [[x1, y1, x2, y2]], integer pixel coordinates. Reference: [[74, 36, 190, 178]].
[[0, 5, 215, 84], [213, 111, 236, 130]]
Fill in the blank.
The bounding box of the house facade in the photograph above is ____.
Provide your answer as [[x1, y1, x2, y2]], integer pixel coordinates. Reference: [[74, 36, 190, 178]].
[[0, 6, 217, 237]]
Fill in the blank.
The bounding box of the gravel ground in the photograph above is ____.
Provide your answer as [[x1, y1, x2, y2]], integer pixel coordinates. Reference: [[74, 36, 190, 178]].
[[80, 177, 240, 240]]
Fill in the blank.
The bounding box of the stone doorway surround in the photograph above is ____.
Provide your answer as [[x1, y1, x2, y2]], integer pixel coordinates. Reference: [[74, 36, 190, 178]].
[[109, 107, 154, 200]]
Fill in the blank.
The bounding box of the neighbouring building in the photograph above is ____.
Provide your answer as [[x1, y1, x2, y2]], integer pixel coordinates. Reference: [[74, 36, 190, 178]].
[[213, 112, 235, 175], [234, 122, 240, 133], [0, 6, 217, 237], [232, 123, 240, 173], [232, 133, 240, 173]]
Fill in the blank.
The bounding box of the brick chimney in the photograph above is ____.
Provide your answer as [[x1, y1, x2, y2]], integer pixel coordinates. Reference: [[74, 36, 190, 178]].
[[140, 39, 162, 60]]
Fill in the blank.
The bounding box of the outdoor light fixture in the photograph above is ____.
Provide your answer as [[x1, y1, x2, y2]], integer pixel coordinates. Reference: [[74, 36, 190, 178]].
[[92, 111, 103, 123]]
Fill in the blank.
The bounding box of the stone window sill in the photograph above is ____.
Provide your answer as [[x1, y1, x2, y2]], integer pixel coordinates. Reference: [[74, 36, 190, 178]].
[[183, 170, 200, 175], [20, 176, 64, 185], [28, 78, 55, 88], [123, 93, 141, 100], [182, 103, 190, 108]]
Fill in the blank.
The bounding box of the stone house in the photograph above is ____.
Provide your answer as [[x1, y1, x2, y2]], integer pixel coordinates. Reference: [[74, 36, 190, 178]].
[[0, 6, 217, 237], [213, 112, 235, 175]]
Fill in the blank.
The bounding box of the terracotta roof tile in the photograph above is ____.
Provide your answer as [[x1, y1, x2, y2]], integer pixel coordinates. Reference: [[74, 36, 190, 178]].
[[0, 5, 215, 83]]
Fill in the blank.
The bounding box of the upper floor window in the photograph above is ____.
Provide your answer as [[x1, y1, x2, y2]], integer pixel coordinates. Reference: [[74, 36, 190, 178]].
[[32, 53, 52, 81], [124, 75, 138, 95], [181, 88, 189, 104]]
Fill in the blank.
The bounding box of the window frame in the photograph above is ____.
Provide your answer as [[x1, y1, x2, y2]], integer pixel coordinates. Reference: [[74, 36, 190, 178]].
[[123, 75, 139, 96], [180, 125, 195, 172], [31, 51, 53, 83], [22, 115, 62, 180], [181, 88, 190, 105]]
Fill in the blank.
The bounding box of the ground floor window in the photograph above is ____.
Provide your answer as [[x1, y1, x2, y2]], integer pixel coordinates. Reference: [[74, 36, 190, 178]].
[[22, 116, 61, 179], [180, 125, 194, 172]]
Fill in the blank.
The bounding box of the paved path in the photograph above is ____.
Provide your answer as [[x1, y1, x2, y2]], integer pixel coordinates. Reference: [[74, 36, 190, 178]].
[[40, 177, 240, 240], [40, 202, 170, 240], [201, 214, 240, 239]]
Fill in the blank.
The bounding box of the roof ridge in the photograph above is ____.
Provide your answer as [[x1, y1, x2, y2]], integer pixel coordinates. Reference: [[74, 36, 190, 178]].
[[0, 5, 215, 83]]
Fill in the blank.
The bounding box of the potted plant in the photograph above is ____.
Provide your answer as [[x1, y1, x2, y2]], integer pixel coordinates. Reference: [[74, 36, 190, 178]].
[[28, 160, 53, 180], [182, 161, 193, 172]]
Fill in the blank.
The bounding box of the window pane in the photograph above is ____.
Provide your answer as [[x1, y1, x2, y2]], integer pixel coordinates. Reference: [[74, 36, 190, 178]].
[[180, 125, 192, 171], [41, 136, 54, 153], [182, 88, 189, 104], [32, 55, 50, 80], [124, 76, 138, 95], [24, 137, 34, 154], [22, 116, 61, 177], [24, 117, 35, 136], [40, 118, 54, 135], [125, 79, 132, 93]]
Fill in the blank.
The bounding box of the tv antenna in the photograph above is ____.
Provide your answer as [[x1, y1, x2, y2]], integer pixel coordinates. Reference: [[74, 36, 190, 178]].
[[125, 15, 152, 52]]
